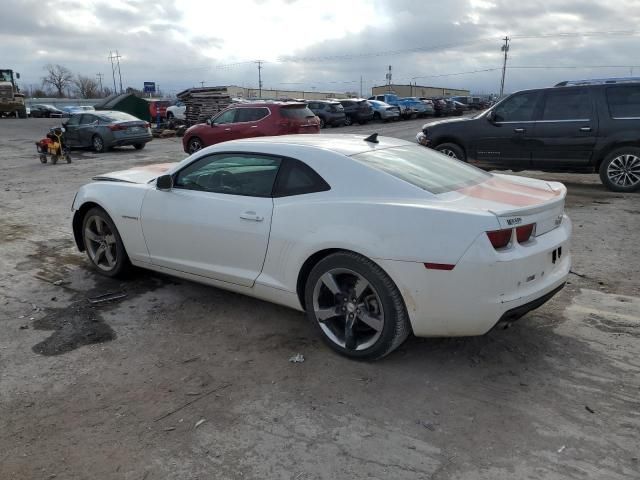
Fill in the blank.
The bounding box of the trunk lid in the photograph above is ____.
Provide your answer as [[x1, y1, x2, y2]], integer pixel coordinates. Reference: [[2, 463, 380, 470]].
[[449, 174, 566, 236], [93, 162, 176, 184]]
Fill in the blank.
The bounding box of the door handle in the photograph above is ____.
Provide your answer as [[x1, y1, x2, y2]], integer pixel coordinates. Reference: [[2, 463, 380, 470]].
[[513, 128, 525, 133], [579, 127, 592, 132], [239, 211, 264, 222], [250, 125, 258, 128]]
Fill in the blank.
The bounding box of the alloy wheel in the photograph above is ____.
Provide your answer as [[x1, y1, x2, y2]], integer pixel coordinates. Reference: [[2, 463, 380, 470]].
[[312, 268, 385, 351], [189, 138, 202, 153], [607, 154, 640, 188], [84, 215, 118, 272], [93, 136, 104, 152], [439, 148, 458, 159]]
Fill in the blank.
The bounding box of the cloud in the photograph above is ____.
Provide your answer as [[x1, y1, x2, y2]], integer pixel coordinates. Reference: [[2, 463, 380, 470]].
[[4, 0, 640, 96]]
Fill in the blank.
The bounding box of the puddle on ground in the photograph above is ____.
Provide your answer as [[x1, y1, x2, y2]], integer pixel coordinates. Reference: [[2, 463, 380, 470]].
[[18, 238, 181, 356]]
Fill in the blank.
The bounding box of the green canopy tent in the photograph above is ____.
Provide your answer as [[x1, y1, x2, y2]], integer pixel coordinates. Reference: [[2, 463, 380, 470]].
[[94, 93, 151, 122]]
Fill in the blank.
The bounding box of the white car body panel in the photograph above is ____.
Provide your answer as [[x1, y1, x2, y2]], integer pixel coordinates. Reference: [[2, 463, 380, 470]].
[[72, 134, 571, 337], [166, 104, 186, 120]]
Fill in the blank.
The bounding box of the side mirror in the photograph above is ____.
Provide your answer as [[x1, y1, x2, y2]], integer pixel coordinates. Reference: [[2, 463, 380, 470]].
[[206, 118, 212, 126], [486, 110, 496, 122], [156, 174, 173, 191]]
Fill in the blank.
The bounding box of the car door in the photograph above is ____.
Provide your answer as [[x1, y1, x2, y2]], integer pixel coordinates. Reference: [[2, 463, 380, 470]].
[[530, 87, 597, 170], [208, 108, 239, 143], [139, 152, 281, 287], [233, 107, 270, 139], [63, 114, 82, 146], [471, 90, 542, 170], [75, 114, 98, 147]]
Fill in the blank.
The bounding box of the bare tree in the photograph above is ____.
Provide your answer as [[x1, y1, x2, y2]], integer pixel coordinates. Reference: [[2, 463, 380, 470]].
[[42, 64, 73, 98], [74, 75, 99, 99]]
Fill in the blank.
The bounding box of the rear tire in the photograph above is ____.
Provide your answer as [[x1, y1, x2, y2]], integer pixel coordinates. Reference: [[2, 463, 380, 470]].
[[344, 116, 353, 126], [82, 207, 131, 278], [436, 142, 466, 161], [319, 117, 326, 129], [304, 251, 411, 360], [92, 134, 106, 153], [133, 143, 145, 150], [373, 112, 381, 121], [599, 147, 640, 192]]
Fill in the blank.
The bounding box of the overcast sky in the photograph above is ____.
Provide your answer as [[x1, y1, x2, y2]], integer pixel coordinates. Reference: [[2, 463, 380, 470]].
[[4, 0, 640, 97]]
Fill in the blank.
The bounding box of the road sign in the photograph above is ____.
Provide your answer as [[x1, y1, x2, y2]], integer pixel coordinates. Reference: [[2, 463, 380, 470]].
[[143, 82, 156, 93]]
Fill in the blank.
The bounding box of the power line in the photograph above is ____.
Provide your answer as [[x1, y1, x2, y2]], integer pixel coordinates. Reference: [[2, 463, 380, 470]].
[[511, 30, 639, 39]]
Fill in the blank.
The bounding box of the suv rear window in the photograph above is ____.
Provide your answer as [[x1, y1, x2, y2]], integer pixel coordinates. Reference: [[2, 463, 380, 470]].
[[606, 85, 640, 118], [353, 145, 490, 194], [280, 105, 315, 119]]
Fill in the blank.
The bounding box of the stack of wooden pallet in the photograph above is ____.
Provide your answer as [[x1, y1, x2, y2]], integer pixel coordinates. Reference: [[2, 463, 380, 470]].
[[176, 87, 232, 125]]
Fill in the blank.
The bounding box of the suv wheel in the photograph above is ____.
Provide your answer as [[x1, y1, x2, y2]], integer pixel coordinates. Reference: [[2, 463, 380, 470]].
[[344, 116, 353, 126], [599, 147, 640, 192], [435, 143, 466, 161]]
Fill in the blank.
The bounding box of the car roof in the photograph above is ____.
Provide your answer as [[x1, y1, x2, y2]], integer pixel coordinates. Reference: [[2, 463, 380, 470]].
[[222, 134, 412, 156], [229, 101, 306, 108]]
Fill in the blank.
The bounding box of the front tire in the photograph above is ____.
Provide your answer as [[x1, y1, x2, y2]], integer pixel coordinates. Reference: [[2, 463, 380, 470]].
[[82, 207, 130, 277], [133, 143, 145, 150], [599, 147, 640, 192], [304, 251, 411, 360], [435, 142, 466, 161], [344, 116, 353, 126], [319, 117, 326, 129], [187, 136, 203, 154]]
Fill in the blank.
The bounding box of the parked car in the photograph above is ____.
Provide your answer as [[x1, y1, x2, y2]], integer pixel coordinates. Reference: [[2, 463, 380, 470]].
[[429, 98, 449, 117], [71, 134, 571, 359], [418, 98, 437, 116], [62, 105, 95, 117], [367, 100, 400, 122], [306, 100, 346, 128], [368, 94, 414, 119], [29, 104, 64, 118], [447, 100, 468, 116], [416, 77, 640, 192], [62, 110, 152, 153], [468, 96, 492, 110], [166, 100, 186, 120], [339, 99, 374, 126], [402, 97, 435, 117], [182, 102, 320, 153]]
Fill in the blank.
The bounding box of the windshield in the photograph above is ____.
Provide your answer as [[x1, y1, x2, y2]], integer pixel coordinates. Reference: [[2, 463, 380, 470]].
[[352, 145, 490, 194]]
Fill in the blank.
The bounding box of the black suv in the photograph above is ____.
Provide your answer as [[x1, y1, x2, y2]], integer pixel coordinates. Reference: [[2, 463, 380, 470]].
[[418, 78, 640, 192], [339, 99, 374, 126], [306, 100, 346, 128]]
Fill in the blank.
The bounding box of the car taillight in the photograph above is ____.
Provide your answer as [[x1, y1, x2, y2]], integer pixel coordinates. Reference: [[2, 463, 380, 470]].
[[108, 124, 126, 131], [516, 224, 535, 243], [145, 122, 151, 128], [486, 229, 512, 249]]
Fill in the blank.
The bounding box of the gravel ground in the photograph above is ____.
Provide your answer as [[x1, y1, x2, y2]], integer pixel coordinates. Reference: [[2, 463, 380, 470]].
[[1, 117, 638, 480]]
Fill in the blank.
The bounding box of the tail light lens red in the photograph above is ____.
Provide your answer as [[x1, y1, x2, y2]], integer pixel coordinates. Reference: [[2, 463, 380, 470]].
[[486, 229, 512, 249], [486, 223, 536, 249], [145, 122, 151, 129], [108, 124, 126, 131], [516, 224, 535, 243]]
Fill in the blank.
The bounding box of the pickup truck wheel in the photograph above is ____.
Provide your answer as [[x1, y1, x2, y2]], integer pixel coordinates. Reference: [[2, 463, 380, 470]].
[[436, 143, 466, 161], [599, 147, 640, 192]]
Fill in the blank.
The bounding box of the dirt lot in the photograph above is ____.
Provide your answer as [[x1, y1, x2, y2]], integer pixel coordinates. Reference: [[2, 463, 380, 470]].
[[1, 117, 638, 480]]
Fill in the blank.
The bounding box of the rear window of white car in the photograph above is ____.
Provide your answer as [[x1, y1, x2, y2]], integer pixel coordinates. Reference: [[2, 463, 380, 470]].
[[353, 145, 490, 194]]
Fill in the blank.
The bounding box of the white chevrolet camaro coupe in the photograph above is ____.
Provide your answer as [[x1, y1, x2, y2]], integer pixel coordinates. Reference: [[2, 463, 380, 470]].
[[71, 134, 571, 359]]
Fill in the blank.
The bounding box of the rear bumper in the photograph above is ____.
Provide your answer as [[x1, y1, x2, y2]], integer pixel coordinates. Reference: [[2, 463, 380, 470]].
[[376, 216, 572, 337]]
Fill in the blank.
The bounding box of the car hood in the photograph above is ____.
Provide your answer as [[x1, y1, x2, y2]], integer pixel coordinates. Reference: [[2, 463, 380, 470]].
[[93, 163, 176, 184], [424, 116, 474, 128]]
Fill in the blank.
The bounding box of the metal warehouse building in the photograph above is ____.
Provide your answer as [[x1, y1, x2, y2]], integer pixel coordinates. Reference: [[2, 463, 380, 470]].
[[225, 85, 349, 100], [372, 84, 470, 98]]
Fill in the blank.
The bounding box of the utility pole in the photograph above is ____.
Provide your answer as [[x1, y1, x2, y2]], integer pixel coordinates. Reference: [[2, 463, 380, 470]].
[[96, 73, 104, 96], [360, 76, 363, 98], [108, 52, 117, 94], [499, 36, 510, 98], [256, 60, 263, 98], [115, 50, 123, 94], [200, 81, 205, 87], [386, 65, 392, 92]]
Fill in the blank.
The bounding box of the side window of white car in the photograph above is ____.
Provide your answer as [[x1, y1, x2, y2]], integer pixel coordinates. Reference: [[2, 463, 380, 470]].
[[273, 159, 330, 197], [174, 154, 282, 197]]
